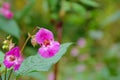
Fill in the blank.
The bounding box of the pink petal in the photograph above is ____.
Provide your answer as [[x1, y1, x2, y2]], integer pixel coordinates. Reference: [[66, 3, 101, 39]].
[[0, 8, 13, 19], [38, 41, 60, 58], [3, 10, 13, 19], [35, 28, 54, 45], [77, 38, 86, 48], [14, 64, 20, 71], [3, 60, 14, 68], [6, 47, 20, 58], [47, 72, 54, 80], [70, 47, 79, 57], [39, 47, 49, 58], [3, 2, 10, 10]]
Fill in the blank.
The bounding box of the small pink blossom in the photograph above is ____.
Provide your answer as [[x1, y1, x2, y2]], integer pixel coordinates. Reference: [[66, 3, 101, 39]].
[[35, 28, 60, 58], [76, 64, 86, 72], [47, 72, 54, 80], [77, 38, 86, 48], [3, 2, 10, 10], [3, 47, 23, 71], [0, 2, 13, 19], [70, 47, 79, 57], [77, 53, 89, 61]]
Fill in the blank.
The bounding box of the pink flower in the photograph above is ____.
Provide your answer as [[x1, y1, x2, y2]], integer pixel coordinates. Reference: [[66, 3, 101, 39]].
[[47, 72, 54, 80], [0, 2, 13, 19], [77, 38, 86, 48], [70, 47, 79, 57], [3, 47, 23, 71], [35, 28, 54, 45], [35, 28, 60, 58], [3, 2, 10, 10], [75, 64, 86, 72]]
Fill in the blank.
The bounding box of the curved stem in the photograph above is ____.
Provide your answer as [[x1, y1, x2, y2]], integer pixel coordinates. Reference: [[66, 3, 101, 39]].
[[20, 34, 31, 53], [20, 26, 40, 53]]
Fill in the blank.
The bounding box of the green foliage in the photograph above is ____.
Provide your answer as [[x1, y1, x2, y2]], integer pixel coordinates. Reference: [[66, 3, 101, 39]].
[[15, 0, 35, 20], [71, 2, 86, 16], [0, 51, 4, 64], [100, 10, 120, 27], [80, 0, 99, 7], [0, 17, 20, 39], [0, 51, 5, 72], [48, 0, 59, 11], [15, 43, 72, 76]]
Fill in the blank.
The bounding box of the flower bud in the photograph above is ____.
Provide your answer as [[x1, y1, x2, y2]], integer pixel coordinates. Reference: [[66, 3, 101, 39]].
[[2, 45, 9, 50], [3, 40, 9, 44], [31, 35, 37, 47]]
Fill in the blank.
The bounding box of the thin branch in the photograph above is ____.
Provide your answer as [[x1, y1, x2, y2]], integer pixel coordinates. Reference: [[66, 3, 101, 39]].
[[8, 69, 13, 80], [20, 26, 40, 53]]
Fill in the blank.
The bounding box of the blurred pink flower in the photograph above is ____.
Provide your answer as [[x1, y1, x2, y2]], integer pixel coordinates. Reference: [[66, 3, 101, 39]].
[[35, 28, 60, 58], [47, 72, 54, 80], [76, 64, 86, 72], [77, 38, 86, 48], [0, 2, 13, 19], [70, 47, 79, 57], [3, 2, 10, 9], [77, 53, 89, 61], [3, 47, 23, 71]]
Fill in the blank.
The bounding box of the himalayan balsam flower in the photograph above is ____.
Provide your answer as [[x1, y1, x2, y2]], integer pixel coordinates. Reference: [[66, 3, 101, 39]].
[[77, 38, 86, 48], [70, 47, 79, 57], [35, 28, 60, 58], [0, 2, 13, 19], [3, 47, 23, 71]]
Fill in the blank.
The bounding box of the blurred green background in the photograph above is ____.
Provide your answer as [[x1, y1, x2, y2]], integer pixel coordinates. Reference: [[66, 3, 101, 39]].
[[0, 0, 120, 80]]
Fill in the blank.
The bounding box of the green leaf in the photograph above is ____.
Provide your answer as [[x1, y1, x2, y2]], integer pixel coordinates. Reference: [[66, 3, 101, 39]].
[[61, 1, 71, 12], [100, 10, 120, 27], [15, 0, 35, 20], [48, 0, 59, 11], [0, 51, 4, 64], [80, 0, 99, 7], [0, 51, 5, 72], [106, 43, 120, 59], [0, 18, 20, 39], [15, 43, 72, 76], [71, 2, 86, 16]]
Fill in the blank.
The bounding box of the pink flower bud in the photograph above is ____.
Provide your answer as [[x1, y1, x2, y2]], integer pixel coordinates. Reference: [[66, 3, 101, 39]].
[[31, 35, 37, 47]]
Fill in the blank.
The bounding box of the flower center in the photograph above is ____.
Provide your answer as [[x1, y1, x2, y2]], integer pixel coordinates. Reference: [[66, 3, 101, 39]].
[[43, 40, 50, 47], [9, 55, 16, 61]]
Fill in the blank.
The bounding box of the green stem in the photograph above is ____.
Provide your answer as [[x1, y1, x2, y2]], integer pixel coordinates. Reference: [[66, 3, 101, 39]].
[[20, 34, 31, 53], [0, 74, 2, 80], [4, 68, 7, 80], [20, 26, 40, 53], [8, 69, 13, 80]]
